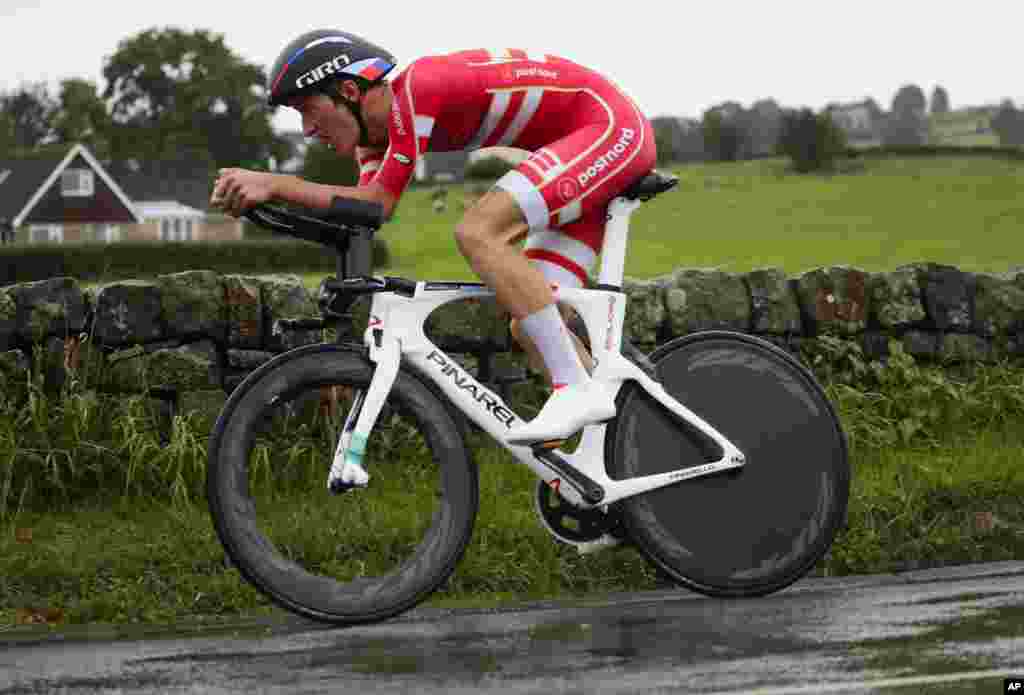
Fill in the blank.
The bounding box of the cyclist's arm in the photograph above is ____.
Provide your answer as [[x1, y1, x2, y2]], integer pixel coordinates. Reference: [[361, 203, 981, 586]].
[[269, 175, 398, 221]]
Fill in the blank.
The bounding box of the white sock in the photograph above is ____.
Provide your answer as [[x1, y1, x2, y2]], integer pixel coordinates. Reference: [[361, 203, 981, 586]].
[[519, 303, 588, 389]]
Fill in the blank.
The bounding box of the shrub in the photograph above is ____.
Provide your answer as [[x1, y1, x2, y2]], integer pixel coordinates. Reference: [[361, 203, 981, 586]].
[[701, 110, 747, 162], [465, 156, 517, 181], [800, 335, 1024, 449], [848, 144, 1024, 160], [778, 108, 848, 173], [0, 237, 390, 285]]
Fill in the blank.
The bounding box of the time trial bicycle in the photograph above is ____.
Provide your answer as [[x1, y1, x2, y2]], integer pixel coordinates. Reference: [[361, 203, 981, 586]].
[[206, 171, 850, 625]]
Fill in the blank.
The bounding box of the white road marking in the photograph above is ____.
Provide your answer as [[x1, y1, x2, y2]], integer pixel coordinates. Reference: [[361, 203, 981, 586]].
[[700, 669, 1013, 694]]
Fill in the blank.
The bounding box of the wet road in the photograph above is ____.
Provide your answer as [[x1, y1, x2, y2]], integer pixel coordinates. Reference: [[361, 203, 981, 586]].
[[2, 562, 1023, 694]]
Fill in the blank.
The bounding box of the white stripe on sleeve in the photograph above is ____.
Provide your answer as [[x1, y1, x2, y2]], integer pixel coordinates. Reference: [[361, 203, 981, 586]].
[[498, 88, 543, 146], [467, 92, 511, 149]]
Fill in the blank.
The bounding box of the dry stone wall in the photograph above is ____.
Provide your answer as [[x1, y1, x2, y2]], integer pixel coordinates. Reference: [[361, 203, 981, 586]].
[[2, 264, 1024, 410], [625, 263, 1024, 363]]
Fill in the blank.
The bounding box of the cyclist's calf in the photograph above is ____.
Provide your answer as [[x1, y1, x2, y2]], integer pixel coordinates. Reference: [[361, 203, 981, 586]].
[[510, 304, 595, 385]]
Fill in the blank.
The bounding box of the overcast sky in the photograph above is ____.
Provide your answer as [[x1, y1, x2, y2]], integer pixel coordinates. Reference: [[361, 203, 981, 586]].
[[2, 0, 1020, 134]]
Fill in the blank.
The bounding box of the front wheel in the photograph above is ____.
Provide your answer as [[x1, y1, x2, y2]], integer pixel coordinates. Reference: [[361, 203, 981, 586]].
[[606, 331, 849, 598], [207, 344, 478, 625]]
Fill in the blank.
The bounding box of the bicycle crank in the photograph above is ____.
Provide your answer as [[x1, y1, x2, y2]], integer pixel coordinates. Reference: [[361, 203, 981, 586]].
[[533, 480, 626, 555]]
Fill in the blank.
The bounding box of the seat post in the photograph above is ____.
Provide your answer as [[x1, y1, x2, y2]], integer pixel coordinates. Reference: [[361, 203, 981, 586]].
[[596, 197, 642, 288]]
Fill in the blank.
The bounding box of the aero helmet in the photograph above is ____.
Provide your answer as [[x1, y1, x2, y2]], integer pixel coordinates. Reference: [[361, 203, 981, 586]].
[[268, 29, 396, 107]]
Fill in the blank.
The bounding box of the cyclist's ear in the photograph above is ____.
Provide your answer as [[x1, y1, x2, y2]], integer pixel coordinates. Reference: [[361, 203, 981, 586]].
[[331, 79, 363, 105]]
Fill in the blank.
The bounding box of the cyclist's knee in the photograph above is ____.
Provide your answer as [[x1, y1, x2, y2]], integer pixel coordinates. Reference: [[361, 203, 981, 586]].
[[455, 191, 528, 256], [454, 215, 491, 257]]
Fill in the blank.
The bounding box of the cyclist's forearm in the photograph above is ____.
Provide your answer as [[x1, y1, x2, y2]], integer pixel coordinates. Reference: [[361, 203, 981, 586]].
[[270, 175, 396, 219]]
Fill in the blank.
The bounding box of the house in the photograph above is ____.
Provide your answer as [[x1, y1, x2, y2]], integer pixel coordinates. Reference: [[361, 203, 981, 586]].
[[416, 151, 471, 183], [825, 100, 885, 149], [0, 143, 142, 244], [0, 143, 243, 244], [134, 201, 243, 243]]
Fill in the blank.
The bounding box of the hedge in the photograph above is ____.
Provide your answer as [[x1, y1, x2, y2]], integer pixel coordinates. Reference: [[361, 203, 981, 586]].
[[465, 155, 519, 180], [845, 144, 1024, 160], [0, 237, 391, 286]]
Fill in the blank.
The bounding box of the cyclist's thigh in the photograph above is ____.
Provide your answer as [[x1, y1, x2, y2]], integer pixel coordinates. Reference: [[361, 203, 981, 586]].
[[497, 105, 655, 228], [495, 107, 655, 287]]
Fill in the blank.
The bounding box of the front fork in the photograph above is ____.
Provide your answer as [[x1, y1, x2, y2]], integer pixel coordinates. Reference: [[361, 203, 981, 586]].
[[326, 326, 401, 493]]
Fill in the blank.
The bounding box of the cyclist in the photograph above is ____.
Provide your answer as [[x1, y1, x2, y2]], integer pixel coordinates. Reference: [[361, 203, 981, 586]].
[[211, 29, 657, 445]]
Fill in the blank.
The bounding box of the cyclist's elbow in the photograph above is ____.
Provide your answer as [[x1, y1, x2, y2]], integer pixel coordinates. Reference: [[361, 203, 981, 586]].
[[373, 186, 398, 222]]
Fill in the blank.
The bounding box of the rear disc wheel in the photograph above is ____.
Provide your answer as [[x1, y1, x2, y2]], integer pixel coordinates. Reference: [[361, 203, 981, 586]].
[[607, 331, 849, 598]]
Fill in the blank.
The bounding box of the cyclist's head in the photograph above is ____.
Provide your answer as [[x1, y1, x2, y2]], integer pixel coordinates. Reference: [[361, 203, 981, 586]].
[[268, 29, 396, 146]]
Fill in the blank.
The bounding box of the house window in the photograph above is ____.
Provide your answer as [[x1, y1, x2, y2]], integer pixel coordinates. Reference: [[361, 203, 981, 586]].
[[61, 169, 95, 197], [160, 217, 196, 241], [29, 225, 63, 243]]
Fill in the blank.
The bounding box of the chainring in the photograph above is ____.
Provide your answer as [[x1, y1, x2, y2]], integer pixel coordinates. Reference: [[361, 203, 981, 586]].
[[533, 479, 625, 547]]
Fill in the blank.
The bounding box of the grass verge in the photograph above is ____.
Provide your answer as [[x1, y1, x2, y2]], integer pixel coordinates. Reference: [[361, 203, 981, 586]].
[[0, 425, 1021, 630], [1, 356, 1023, 630]]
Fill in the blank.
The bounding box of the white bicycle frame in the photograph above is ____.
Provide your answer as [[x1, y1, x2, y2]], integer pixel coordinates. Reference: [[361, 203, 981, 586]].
[[329, 196, 746, 509]]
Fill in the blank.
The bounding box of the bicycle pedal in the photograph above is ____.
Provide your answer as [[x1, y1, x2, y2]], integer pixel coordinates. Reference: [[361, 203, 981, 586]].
[[328, 477, 369, 495], [328, 479, 357, 495]]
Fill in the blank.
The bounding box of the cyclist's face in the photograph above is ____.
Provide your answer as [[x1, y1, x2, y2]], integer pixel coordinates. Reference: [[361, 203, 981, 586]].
[[293, 93, 360, 156]]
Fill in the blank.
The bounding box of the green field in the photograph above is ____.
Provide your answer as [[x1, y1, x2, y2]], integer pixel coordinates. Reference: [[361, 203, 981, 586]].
[[332, 155, 1024, 288]]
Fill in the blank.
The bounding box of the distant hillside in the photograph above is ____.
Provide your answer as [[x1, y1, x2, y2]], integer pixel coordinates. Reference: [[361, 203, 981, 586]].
[[930, 108, 1000, 147]]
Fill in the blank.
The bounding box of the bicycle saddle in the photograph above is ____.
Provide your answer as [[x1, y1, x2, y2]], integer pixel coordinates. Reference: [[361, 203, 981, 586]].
[[621, 170, 679, 202]]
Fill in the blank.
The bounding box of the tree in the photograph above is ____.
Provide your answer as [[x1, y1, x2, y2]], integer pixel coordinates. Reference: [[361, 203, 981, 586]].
[[652, 117, 681, 164], [883, 112, 929, 146], [778, 108, 847, 173], [892, 84, 927, 116], [701, 108, 747, 162], [101, 27, 290, 173], [747, 99, 783, 156], [0, 83, 55, 153], [886, 84, 929, 146], [930, 86, 951, 114], [52, 78, 112, 156], [302, 142, 359, 187], [991, 101, 1024, 147], [651, 116, 706, 163]]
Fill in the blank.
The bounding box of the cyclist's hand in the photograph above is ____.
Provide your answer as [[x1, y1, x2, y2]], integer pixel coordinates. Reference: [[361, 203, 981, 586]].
[[211, 168, 275, 217]]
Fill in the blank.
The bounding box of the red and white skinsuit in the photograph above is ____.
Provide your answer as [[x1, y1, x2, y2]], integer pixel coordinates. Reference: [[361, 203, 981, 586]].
[[356, 48, 657, 287]]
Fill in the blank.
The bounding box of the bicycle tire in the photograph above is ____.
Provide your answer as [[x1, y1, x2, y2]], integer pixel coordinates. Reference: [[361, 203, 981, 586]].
[[606, 331, 849, 598], [207, 343, 478, 625]]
